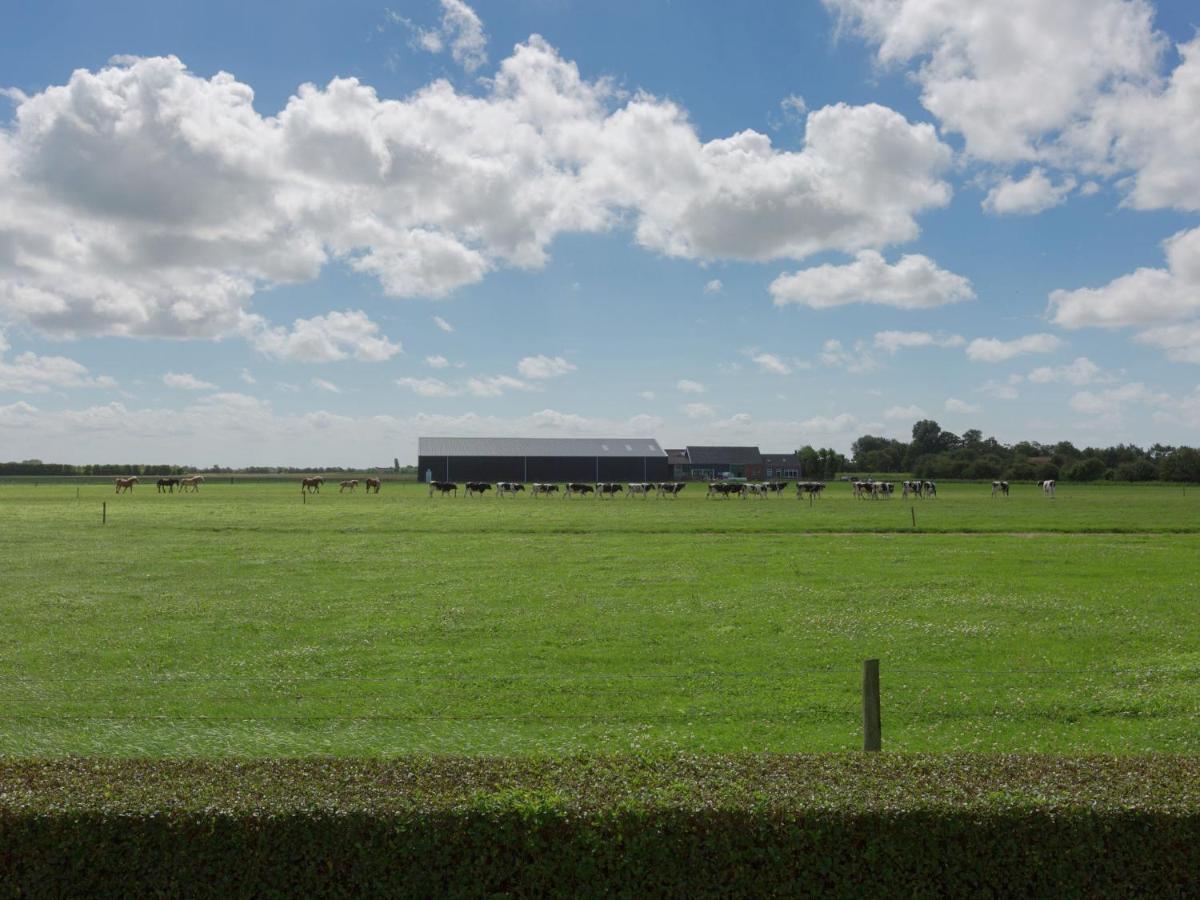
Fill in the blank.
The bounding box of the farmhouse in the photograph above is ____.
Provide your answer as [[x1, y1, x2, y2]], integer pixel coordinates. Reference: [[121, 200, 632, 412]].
[[762, 453, 801, 480], [672, 446, 764, 481], [417, 437, 670, 483]]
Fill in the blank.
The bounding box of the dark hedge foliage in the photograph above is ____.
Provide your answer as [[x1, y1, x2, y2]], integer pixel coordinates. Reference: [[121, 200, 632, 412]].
[[1, 754, 1197, 897]]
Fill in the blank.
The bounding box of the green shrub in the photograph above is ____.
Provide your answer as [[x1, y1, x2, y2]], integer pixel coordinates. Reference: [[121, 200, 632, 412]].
[[1, 755, 1197, 897]]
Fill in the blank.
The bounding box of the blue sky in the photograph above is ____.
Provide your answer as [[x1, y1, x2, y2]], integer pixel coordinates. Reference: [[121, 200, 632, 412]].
[[1, 0, 1198, 465]]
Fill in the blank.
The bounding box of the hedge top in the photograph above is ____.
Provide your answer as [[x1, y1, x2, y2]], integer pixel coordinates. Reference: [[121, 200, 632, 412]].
[[2, 754, 1197, 817]]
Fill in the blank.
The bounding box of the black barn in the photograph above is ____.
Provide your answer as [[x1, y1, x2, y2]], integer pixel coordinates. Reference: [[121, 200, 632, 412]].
[[417, 437, 669, 483]]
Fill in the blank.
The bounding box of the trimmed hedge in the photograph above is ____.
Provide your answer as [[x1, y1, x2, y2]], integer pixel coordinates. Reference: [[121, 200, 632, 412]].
[[1, 754, 1197, 896]]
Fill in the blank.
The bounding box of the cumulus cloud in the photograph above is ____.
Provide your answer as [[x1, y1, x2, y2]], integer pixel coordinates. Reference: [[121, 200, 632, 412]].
[[683, 402, 716, 419], [249, 310, 402, 362], [677, 379, 706, 394], [1070, 381, 1169, 417], [311, 377, 341, 393], [416, 0, 489, 73], [983, 168, 1075, 215], [1027, 356, 1106, 385], [704, 279, 723, 294], [1135, 322, 1200, 364], [771, 250, 973, 309], [978, 376, 1023, 400], [873, 330, 964, 353], [432, 316, 455, 333], [944, 397, 980, 414], [638, 390, 656, 400], [465, 374, 535, 397], [819, 339, 879, 374], [162, 372, 216, 390], [0, 333, 117, 393], [965, 333, 1062, 363], [239, 369, 256, 384], [750, 352, 792, 375], [825, 0, 1163, 163], [0, 44, 953, 343], [396, 376, 458, 397], [884, 404, 925, 420], [516, 354, 576, 379], [425, 354, 449, 368], [1049, 226, 1200, 329]]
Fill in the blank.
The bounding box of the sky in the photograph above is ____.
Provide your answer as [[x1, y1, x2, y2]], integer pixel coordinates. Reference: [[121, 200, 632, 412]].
[[1, 0, 1199, 466]]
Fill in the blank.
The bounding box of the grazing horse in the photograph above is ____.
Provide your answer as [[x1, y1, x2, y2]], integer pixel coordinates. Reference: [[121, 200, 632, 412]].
[[179, 475, 204, 493], [301, 476, 324, 494], [429, 480, 458, 497], [364, 477, 381, 494], [114, 476, 138, 494], [991, 480, 1010, 498], [156, 477, 180, 493], [339, 479, 358, 493]]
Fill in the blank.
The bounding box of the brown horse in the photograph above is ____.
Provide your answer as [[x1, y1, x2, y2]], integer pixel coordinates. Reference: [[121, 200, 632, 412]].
[[179, 475, 204, 492], [301, 476, 324, 494], [364, 478, 381, 494], [114, 476, 139, 493], [339, 479, 358, 493]]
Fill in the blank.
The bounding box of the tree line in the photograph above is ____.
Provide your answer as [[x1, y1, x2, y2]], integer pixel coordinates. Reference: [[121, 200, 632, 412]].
[[0, 461, 418, 477], [849, 420, 1200, 482]]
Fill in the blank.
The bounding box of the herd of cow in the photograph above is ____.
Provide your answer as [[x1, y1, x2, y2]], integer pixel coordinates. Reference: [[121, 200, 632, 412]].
[[430, 481, 690, 497]]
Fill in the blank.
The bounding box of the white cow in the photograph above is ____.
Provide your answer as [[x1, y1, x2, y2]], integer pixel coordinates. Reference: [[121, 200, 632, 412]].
[[1040, 479, 1056, 498]]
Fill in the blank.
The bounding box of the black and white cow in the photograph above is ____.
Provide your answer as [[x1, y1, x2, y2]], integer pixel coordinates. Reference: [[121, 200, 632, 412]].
[[991, 480, 1010, 498], [429, 481, 458, 497], [1040, 479, 1056, 498], [656, 482, 685, 497], [497, 481, 525, 497], [923, 480, 937, 498], [565, 482, 595, 497], [531, 483, 559, 496], [465, 481, 493, 497], [626, 482, 653, 497], [596, 482, 624, 498], [796, 481, 825, 499]]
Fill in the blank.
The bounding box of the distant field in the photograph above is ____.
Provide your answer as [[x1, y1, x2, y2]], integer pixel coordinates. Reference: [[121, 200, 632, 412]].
[[0, 481, 1197, 756]]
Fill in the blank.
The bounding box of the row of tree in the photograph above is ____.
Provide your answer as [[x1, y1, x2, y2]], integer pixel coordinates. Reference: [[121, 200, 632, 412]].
[[0, 461, 418, 476], [848, 420, 1200, 482]]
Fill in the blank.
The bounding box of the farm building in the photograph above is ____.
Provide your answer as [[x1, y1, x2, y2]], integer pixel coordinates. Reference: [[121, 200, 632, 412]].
[[673, 446, 764, 481], [762, 453, 801, 479], [417, 437, 670, 483]]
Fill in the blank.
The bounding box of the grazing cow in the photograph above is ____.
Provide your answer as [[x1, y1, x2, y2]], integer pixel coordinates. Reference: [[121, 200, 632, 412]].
[[627, 482, 653, 497], [595, 482, 623, 498], [565, 482, 594, 497], [1040, 479, 1056, 498], [531, 483, 559, 496], [429, 480, 458, 497], [923, 480, 937, 498], [991, 480, 1010, 498], [465, 481, 493, 497], [156, 477, 180, 493], [765, 481, 789, 496], [796, 481, 825, 499], [497, 482, 525, 497], [852, 480, 872, 499], [114, 476, 139, 494], [365, 477, 381, 494], [747, 483, 769, 498], [301, 476, 324, 494], [339, 479, 358, 493], [656, 482, 685, 497]]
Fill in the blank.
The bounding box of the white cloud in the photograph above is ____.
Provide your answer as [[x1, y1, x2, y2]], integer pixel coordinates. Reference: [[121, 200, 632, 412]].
[[416, 0, 489, 73], [425, 354, 450, 368], [0, 334, 117, 393], [0, 45, 953, 343], [249, 310, 402, 363], [884, 404, 925, 420], [983, 168, 1075, 215], [1027, 357, 1106, 385], [311, 377, 340, 393], [465, 374, 535, 397], [162, 372, 216, 391], [683, 402, 717, 419], [825, 0, 1163, 164], [516, 354, 576, 379], [1050, 226, 1200, 329], [771, 250, 973, 309], [819, 338, 879, 374], [1070, 381, 1169, 418], [717, 362, 743, 375], [677, 379, 707, 394], [239, 369, 256, 384], [638, 390, 656, 400], [432, 316, 455, 333], [944, 397, 980, 414], [1135, 322, 1200, 364], [979, 376, 1023, 401], [873, 330, 964, 353], [965, 333, 1062, 363], [751, 352, 792, 375], [704, 279, 723, 294], [396, 376, 458, 397]]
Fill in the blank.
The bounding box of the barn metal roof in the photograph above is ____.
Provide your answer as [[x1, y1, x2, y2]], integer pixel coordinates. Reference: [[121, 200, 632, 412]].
[[418, 437, 666, 458], [685, 445, 763, 465]]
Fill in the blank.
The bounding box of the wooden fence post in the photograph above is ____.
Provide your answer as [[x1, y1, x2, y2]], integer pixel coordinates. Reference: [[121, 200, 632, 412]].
[[911, 507, 916, 528], [862, 658, 881, 751], [102, 501, 106, 525]]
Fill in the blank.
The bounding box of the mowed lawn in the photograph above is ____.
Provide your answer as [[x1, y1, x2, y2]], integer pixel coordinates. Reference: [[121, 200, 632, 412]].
[[0, 481, 1197, 756]]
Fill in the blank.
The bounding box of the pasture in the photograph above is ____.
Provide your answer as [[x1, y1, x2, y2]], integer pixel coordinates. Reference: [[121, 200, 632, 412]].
[[0, 480, 1197, 756]]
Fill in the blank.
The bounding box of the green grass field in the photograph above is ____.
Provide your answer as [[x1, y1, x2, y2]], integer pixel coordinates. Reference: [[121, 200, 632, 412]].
[[0, 480, 1197, 756]]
